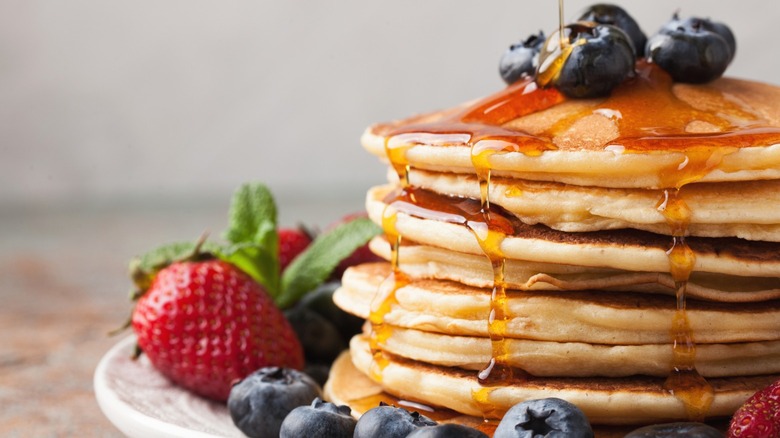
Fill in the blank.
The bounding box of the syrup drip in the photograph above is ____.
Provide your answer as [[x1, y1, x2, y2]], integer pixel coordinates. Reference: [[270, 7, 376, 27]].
[[367, 138, 416, 384], [558, 0, 564, 49], [470, 144, 514, 388], [656, 189, 714, 420], [537, 23, 588, 89]]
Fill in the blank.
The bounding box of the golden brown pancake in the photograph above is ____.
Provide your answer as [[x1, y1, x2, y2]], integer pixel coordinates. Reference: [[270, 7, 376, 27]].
[[403, 169, 780, 241], [371, 325, 780, 378], [345, 335, 779, 425], [367, 185, 780, 277], [335, 263, 780, 345], [325, 352, 651, 438], [368, 237, 780, 302], [363, 70, 780, 189]]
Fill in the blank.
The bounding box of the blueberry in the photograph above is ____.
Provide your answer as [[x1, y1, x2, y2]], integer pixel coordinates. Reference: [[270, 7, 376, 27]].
[[577, 4, 647, 56], [537, 22, 635, 98], [658, 13, 736, 61], [499, 31, 546, 85], [493, 398, 593, 438], [284, 305, 346, 363], [298, 281, 364, 343], [279, 398, 356, 438], [303, 362, 331, 388], [623, 422, 723, 437], [353, 403, 438, 438], [646, 15, 733, 83], [227, 367, 322, 438], [406, 423, 489, 438]]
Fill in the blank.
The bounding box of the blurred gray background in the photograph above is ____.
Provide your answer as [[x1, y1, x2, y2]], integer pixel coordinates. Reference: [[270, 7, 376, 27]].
[[2, 0, 779, 224]]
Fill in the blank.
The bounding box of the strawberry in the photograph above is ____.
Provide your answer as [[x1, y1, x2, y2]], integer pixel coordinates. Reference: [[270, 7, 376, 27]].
[[278, 227, 313, 271], [121, 182, 381, 401], [132, 259, 303, 401], [728, 379, 780, 438]]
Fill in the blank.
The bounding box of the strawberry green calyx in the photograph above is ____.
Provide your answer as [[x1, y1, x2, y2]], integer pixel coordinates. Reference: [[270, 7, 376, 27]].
[[128, 238, 220, 297]]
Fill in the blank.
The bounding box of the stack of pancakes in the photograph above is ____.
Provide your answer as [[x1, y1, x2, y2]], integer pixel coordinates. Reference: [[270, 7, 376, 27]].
[[329, 63, 780, 426]]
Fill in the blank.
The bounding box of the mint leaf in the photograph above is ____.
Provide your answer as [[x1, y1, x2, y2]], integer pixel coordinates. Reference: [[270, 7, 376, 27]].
[[276, 216, 381, 308], [224, 182, 278, 250], [222, 182, 280, 293], [216, 242, 280, 295]]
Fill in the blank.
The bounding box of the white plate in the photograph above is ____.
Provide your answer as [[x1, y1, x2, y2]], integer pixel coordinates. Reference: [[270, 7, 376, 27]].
[[94, 336, 243, 438]]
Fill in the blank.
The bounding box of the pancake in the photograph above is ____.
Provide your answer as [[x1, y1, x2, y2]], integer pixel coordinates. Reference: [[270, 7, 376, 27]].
[[372, 326, 780, 378], [363, 70, 780, 189], [335, 263, 780, 345], [403, 169, 780, 241], [347, 335, 780, 425], [325, 352, 651, 438], [367, 185, 780, 278], [368, 237, 780, 302]]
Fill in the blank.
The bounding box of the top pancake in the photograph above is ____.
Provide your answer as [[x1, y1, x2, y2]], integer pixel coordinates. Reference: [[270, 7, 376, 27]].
[[363, 65, 780, 189]]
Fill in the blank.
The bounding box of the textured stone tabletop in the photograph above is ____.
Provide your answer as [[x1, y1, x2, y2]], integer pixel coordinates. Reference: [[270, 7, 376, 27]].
[[0, 196, 358, 437]]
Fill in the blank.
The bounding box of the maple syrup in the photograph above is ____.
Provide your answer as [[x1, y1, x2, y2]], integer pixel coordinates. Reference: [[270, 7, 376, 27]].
[[376, 62, 780, 166], [366, 156, 408, 383], [656, 189, 715, 420]]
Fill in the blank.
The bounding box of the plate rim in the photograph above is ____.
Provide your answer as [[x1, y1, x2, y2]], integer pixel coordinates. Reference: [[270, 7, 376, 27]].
[[93, 335, 230, 438]]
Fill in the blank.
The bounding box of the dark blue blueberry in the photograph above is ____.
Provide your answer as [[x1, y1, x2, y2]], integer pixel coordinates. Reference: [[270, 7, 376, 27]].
[[647, 15, 733, 83], [623, 422, 723, 437], [658, 14, 736, 61], [279, 398, 356, 438], [406, 423, 489, 438], [353, 403, 438, 438], [493, 397, 593, 438], [578, 3, 647, 56], [227, 367, 322, 438], [284, 305, 346, 363], [303, 362, 331, 388], [499, 31, 546, 85], [298, 281, 364, 343], [538, 22, 635, 98]]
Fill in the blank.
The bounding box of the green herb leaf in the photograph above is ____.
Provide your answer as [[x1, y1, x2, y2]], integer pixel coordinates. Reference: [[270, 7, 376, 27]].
[[129, 240, 221, 291], [276, 216, 381, 308], [217, 242, 280, 295], [224, 182, 278, 249], [222, 182, 280, 293]]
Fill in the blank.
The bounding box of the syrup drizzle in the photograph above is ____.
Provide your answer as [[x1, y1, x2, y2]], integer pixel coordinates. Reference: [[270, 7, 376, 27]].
[[376, 62, 780, 160], [472, 142, 513, 382], [367, 139, 414, 383], [656, 188, 714, 420]]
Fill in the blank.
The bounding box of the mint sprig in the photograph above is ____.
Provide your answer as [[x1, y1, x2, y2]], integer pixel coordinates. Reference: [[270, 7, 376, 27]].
[[129, 182, 381, 309], [220, 183, 280, 295], [277, 216, 381, 308]]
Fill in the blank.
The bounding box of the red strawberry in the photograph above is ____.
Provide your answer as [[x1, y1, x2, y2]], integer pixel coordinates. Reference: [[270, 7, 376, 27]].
[[278, 227, 313, 271], [330, 212, 382, 279], [131, 259, 304, 401], [728, 379, 780, 438]]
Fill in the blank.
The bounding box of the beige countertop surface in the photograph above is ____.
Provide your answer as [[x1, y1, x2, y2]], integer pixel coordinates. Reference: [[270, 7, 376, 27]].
[[0, 196, 359, 437]]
